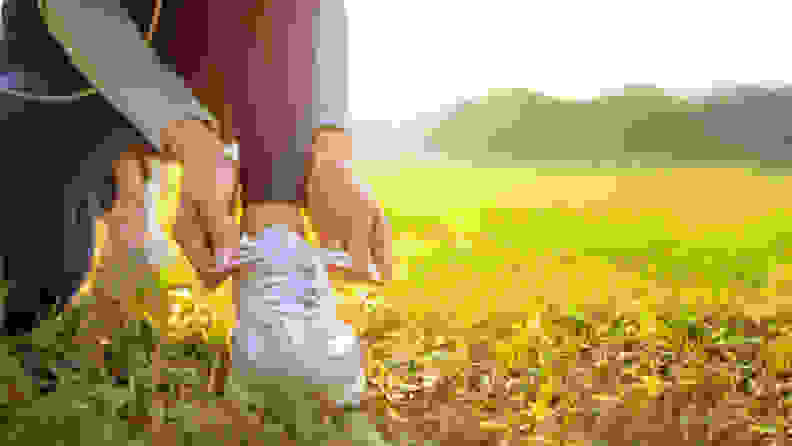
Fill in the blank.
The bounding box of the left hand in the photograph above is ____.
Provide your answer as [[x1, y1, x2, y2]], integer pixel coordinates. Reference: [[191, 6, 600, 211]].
[[307, 129, 393, 282]]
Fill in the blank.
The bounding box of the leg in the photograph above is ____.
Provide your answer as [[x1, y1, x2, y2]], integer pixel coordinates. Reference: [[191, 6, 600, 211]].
[[92, 145, 165, 336], [101, 146, 147, 261]]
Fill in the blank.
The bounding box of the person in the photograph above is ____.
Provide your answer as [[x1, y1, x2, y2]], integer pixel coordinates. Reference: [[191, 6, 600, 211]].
[[1, 0, 393, 441]]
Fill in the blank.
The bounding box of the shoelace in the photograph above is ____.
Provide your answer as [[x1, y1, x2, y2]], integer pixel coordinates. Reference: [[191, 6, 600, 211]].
[[236, 227, 351, 270], [233, 225, 352, 315]]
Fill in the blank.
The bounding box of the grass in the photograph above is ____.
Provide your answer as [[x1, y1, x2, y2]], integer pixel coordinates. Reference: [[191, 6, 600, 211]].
[[346, 161, 792, 444], [0, 293, 375, 446]]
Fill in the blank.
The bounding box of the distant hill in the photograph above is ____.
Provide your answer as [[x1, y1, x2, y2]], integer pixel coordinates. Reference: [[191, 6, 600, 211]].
[[424, 84, 792, 171]]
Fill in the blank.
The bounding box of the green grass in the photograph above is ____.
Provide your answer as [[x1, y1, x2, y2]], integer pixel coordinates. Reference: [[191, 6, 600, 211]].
[[480, 206, 792, 289], [382, 196, 792, 295], [0, 293, 383, 445], [394, 216, 792, 294]]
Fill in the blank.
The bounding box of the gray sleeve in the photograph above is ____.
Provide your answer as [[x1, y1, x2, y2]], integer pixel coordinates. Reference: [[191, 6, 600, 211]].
[[41, 0, 213, 152], [313, 0, 348, 129]]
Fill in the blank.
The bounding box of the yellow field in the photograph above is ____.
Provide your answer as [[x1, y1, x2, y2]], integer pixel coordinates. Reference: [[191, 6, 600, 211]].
[[82, 163, 792, 345]]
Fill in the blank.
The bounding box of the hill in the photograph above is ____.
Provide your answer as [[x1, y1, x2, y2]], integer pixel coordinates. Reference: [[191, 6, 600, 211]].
[[426, 84, 792, 172]]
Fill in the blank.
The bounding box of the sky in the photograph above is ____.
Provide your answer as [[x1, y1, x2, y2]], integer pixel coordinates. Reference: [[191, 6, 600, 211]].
[[345, 0, 792, 123]]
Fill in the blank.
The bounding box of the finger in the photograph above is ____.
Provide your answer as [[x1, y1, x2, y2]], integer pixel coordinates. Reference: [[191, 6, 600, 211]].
[[370, 210, 393, 281], [182, 126, 239, 265], [346, 226, 372, 279], [316, 235, 332, 250], [172, 198, 215, 272], [201, 119, 220, 135], [315, 226, 343, 251], [208, 246, 240, 273], [328, 239, 345, 251]]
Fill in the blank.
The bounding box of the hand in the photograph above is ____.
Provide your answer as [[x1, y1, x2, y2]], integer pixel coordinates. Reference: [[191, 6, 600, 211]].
[[307, 129, 393, 282], [160, 119, 240, 272], [171, 194, 238, 291]]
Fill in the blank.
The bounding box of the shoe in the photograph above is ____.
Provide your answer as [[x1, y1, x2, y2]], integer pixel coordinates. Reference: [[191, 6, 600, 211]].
[[230, 225, 366, 407]]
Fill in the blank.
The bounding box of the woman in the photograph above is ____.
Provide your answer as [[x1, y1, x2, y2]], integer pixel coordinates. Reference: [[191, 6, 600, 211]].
[[2, 0, 392, 442]]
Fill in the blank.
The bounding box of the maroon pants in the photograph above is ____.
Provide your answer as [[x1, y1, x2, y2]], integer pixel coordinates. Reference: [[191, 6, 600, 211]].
[[151, 0, 318, 206]]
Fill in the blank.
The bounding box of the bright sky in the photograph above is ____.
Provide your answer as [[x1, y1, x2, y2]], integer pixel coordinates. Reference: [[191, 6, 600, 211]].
[[345, 0, 792, 123]]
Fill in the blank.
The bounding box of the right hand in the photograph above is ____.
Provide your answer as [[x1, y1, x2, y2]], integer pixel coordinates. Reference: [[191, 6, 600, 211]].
[[170, 153, 240, 290], [160, 119, 239, 271]]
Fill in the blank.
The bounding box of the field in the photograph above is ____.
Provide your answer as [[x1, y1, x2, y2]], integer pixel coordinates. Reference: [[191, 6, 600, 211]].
[[344, 163, 792, 445], [83, 158, 792, 445]]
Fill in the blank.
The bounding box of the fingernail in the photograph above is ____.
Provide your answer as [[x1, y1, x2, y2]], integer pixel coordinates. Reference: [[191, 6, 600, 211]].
[[212, 248, 238, 272], [368, 264, 381, 282]]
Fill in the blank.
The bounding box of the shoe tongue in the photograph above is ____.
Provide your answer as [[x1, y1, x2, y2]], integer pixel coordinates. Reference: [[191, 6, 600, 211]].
[[242, 225, 301, 246], [238, 226, 350, 272]]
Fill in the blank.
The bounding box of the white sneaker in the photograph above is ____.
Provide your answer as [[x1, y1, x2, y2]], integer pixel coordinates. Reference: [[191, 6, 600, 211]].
[[231, 225, 365, 407]]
